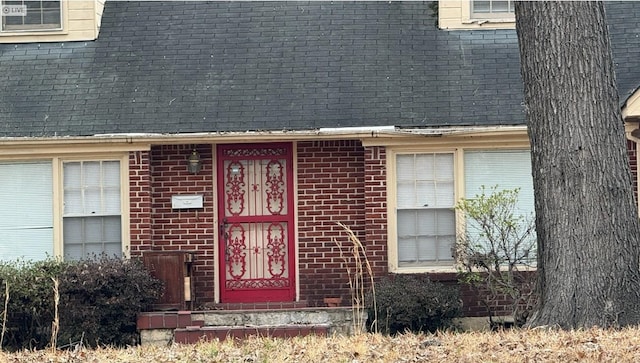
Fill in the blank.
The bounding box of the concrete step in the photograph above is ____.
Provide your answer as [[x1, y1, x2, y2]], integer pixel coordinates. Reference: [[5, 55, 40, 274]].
[[138, 308, 364, 345], [174, 324, 330, 343]]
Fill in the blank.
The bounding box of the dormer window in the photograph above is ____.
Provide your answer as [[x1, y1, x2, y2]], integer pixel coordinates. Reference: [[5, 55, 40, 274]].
[[439, 0, 515, 30], [1, 0, 62, 32], [471, 0, 514, 18]]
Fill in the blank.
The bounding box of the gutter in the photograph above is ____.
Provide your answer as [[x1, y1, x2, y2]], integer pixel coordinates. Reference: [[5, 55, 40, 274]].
[[0, 125, 528, 147]]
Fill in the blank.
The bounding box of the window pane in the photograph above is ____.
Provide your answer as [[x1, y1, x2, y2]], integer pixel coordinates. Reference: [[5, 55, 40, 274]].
[[85, 243, 105, 257], [104, 187, 121, 213], [397, 208, 455, 265], [84, 189, 101, 214], [64, 160, 121, 216], [492, 0, 510, 12], [396, 152, 455, 267], [472, 1, 490, 13], [63, 216, 122, 260], [63, 218, 83, 244], [84, 162, 101, 187], [464, 150, 534, 214], [397, 210, 417, 236], [103, 161, 121, 187], [436, 209, 456, 235], [471, 0, 514, 15], [416, 209, 436, 236], [0, 161, 53, 261], [416, 181, 435, 208], [435, 181, 455, 207], [103, 243, 122, 258], [417, 236, 437, 261], [396, 155, 415, 181], [414, 154, 434, 180], [438, 236, 456, 261], [398, 237, 416, 262], [435, 154, 454, 179], [397, 153, 454, 209], [396, 181, 415, 208], [85, 218, 102, 243], [464, 150, 535, 255], [2, 0, 61, 31], [64, 245, 84, 260], [63, 160, 122, 260], [104, 217, 121, 242], [63, 163, 81, 189]]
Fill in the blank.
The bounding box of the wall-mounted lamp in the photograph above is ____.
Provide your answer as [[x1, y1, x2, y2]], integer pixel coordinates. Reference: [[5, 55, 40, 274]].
[[188, 150, 202, 174]]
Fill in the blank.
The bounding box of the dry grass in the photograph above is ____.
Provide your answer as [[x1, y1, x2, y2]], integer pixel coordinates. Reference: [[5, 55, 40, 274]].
[[3, 327, 640, 362]]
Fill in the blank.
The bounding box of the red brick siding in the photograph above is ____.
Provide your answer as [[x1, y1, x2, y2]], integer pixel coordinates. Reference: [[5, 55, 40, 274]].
[[364, 146, 388, 279], [129, 150, 153, 254], [130, 145, 216, 304], [128, 140, 525, 317], [297, 140, 367, 306], [429, 272, 522, 317]]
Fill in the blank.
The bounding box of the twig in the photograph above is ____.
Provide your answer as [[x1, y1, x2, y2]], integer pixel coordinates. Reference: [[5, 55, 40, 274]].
[[335, 222, 377, 334], [0, 280, 8, 350], [50, 278, 60, 353]]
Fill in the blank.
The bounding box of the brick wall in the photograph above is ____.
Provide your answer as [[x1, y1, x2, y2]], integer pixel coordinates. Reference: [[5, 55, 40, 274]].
[[129, 150, 152, 254], [128, 140, 526, 316], [363, 146, 388, 278], [130, 144, 216, 304], [297, 140, 367, 306]]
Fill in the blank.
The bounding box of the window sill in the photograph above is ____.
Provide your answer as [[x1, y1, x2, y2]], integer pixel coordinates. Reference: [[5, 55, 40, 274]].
[[463, 17, 514, 24], [391, 265, 458, 274], [0, 29, 66, 36], [440, 18, 515, 30]]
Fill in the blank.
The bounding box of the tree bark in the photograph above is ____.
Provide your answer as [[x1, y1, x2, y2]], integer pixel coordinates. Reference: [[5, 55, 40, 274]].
[[515, 1, 640, 328]]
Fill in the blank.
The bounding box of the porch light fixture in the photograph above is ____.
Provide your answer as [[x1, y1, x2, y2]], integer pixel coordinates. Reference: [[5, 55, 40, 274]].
[[187, 150, 202, 174]]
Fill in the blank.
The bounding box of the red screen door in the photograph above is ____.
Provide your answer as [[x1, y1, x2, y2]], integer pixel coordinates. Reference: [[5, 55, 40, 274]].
[[217, 143, 296, 302]]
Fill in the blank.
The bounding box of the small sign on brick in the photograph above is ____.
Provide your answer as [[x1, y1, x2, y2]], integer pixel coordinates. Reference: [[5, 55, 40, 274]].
[[1, 5, 27, 16]]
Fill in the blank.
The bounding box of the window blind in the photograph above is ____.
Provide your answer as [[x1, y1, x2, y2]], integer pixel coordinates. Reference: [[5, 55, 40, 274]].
[[0, 161, 53, 261], [464, 150, 534, 214]]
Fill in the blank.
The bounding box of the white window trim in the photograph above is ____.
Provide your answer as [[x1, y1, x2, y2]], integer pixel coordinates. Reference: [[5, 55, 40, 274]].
[[56, 154, 130, 259], [387, 147, 462, 273], [387, 146, 533, 273]]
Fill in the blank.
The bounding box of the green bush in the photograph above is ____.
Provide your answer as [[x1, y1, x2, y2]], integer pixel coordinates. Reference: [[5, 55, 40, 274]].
[[0, 256, 162, 350], [57, 256, 163, 347], [367, 274, 462, 335], [0, 259, 64, 350]]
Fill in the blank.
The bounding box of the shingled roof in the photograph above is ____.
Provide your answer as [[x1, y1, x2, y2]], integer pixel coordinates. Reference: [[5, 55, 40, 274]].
[[0, 1, 639, 138]]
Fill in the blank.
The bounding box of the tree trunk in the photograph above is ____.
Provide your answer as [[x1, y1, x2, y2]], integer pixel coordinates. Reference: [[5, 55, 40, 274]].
[[515, 1, 640, 328]]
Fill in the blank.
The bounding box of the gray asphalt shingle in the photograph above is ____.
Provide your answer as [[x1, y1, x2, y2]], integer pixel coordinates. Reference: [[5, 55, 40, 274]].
[[0, 1, 638, 137]]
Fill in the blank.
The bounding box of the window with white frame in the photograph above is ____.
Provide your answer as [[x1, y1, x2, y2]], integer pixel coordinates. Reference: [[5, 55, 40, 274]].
[[464, 150, 535, 259], [1, 0, 62, 32], [391, 149, 534, 271], [396, 153, 456, 267], [63, 160, 122, 260], [471, 0, 514, 18], [0, 161, 53, 261]]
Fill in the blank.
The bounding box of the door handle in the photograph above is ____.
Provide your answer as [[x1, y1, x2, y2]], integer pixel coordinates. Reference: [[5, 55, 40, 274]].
[[220, 218, 230, 261]]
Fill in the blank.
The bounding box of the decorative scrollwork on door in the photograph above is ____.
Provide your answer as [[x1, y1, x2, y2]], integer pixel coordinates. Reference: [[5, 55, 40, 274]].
[[226, 223, 247, 279], [225, 161, 245, 216], [267, 223, 286, 277], [265, 160, 285, 215]]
